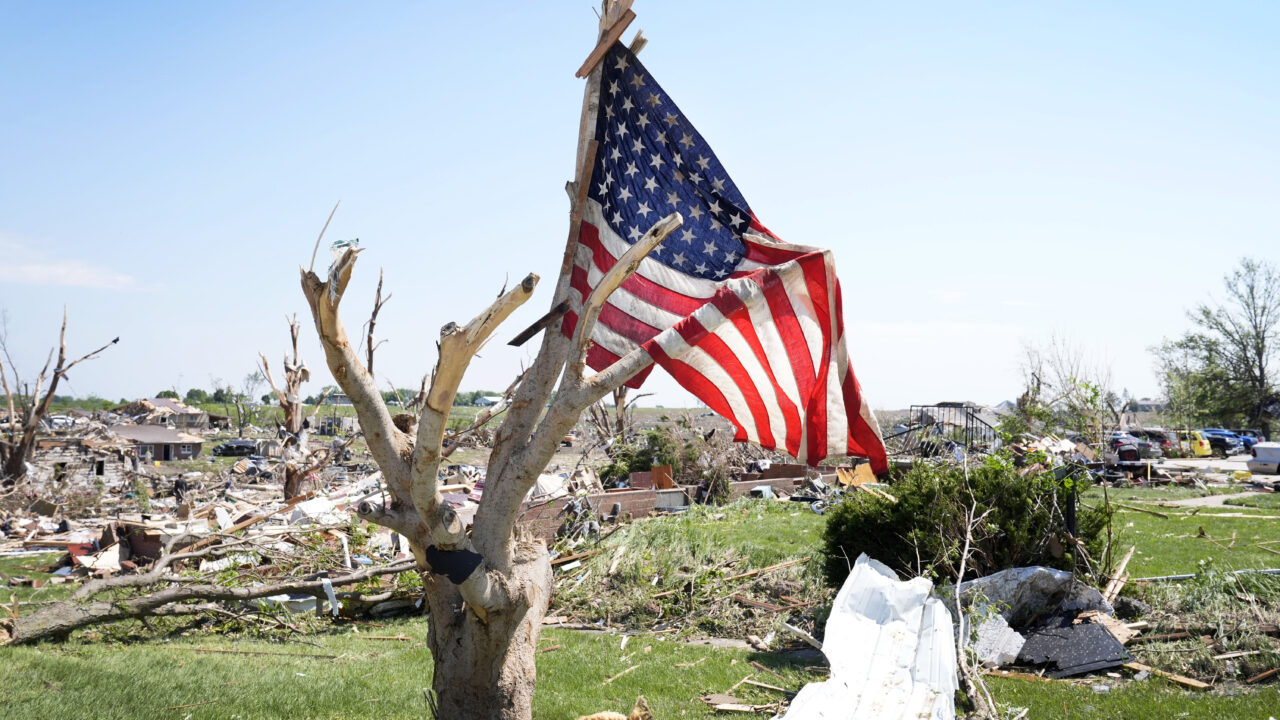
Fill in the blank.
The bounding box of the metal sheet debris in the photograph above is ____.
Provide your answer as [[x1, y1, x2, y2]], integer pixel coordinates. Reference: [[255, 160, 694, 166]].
[[779, 554, 956, 720]]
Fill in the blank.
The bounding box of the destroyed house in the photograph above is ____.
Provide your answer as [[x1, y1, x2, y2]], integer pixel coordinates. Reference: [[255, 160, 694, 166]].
[[114, 397, 210, 430], [108, 424, 204, 461], [31, 436, 130, 484]]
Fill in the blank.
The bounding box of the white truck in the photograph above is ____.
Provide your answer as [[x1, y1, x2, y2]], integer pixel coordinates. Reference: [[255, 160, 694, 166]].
[[1247, 442, 1280, 475]]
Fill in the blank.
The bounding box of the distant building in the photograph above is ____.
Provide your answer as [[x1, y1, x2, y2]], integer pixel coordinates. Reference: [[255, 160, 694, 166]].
[[109, 424, 204, 461], [31, 436, 130, 485], [473, 395, 504, 407], [324, 393, 353, 406], [318, 415, 359, 436], [114, 397, 210, 430], [1132, 398, 1167, 413]]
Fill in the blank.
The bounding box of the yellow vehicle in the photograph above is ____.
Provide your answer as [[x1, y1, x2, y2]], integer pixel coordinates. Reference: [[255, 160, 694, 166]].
[[1185, 430, 1212, 457]]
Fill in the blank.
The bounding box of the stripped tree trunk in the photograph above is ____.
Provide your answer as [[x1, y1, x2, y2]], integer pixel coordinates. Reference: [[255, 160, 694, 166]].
[[0, 309, 117, 483], [260, 316, 331, 499], [295, 6, 678, 716]]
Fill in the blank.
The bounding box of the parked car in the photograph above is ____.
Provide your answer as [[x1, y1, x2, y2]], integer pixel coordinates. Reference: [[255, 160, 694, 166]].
[[212, 439, 257, 457], [1107, 431, 1162, 460], [1184, 430, 1213, 457], [1130, 429, 1174, 453], [1198, 429, 1244, 457], [1248, 442, 1280, 475], [1230, 429, 1267, 448]]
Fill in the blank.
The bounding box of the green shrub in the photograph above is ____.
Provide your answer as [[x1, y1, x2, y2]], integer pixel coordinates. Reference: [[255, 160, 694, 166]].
[[599, 427, 687, 483], [820, 454, 1110, 587]]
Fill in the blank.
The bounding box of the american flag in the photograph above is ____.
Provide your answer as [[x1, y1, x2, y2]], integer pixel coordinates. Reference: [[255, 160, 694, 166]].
[[563, 42, 887, 471]]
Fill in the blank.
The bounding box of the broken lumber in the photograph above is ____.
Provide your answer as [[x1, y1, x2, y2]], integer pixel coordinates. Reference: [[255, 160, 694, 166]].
[[1122, 662, 1210, 690], [749, 660, 786, 681], [186, 648, 338, 659], [781, 622, 822, 651], [575, 9, 637, 78], [1103, 546, 1136, 603], [1128, 631, 1191, 644], [742, 678, 792, 695], [724, 557, 809, 583], [552, 549, 602, 566], [186, 490, 318, 552], [1246, 667, 1280, 684]]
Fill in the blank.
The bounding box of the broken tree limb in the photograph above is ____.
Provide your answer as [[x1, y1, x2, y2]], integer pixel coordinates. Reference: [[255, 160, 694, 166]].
[[410, 273, 538, 547], [1246, 667, 1280, 684], [603, 664, 640, 685], [2, 558, 414, 646], [1, 308, 118, 482], [307, 200, 341, 273], [568, 213, 682, 383], [508, 300, 572, 348], [300, 250, 411, 497], [364, 269, 391, 374], [1113, 503, 1169, 519]]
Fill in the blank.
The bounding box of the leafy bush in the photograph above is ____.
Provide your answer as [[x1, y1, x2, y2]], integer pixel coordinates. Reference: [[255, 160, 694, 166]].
[[820, 454, 1110, 587], [599, 427, 689, 483]]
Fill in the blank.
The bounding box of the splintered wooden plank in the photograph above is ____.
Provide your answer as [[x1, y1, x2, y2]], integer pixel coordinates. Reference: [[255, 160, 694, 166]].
[[1123, 662, 1210, 690], [575, 9, 637, 78]]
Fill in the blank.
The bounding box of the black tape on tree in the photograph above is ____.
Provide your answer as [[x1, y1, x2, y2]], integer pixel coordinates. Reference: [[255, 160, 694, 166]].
[[424, 545, 484, 585]]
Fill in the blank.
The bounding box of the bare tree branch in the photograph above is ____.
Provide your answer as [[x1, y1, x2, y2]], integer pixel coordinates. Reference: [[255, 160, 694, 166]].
[[364, 269, 391, 374], [566, 212, 681, 383]]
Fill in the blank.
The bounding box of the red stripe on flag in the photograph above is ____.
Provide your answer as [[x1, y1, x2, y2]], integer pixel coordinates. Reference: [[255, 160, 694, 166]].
[[563, 309, 655, 389], [647, 343, 746, 441], [754, 270, 817, 404], [578, 222, 707, 316], [674, 318, 776, 449], [743, 237, 807, 266], [710, 291, 803, 456], [842, 365, 887, 474], [599, 302, 661, 345], [797, 254, 833, 461], [570, 264, 591, 303]]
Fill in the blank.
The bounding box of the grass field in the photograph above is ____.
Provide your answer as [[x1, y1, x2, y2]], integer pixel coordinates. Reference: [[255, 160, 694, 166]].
[[986, 674, 1280, 719], [0, 619, 822, 720], [6, 488, 1280, 717], [1083, 485, 1280, 577]]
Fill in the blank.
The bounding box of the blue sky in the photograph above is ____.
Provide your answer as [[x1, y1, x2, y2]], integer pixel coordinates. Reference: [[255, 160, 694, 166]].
[[1, 1, 1277, 410]]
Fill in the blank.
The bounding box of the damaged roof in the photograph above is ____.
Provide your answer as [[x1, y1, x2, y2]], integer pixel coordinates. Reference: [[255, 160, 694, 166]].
[[108, 424, 204, 444]]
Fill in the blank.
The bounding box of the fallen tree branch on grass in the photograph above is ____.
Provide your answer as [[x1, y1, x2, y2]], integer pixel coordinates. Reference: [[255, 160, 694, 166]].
[[0, 545, 415, 645]]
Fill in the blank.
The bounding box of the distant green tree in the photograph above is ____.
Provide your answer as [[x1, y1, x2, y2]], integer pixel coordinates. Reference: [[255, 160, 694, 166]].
[[156, 390, 179, 399], [184, 388, 209, 404], [1154, 334, 1249, 428], [1153, 258, 1279, 434]]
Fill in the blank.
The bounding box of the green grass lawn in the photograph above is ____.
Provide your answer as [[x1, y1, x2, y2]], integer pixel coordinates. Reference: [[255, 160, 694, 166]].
[[986, 675, 1280, 719], [555, 499, 828, 636], [0, 619, 820, 719], [1224, 492, 1280, 510], [7, 488, 1280, 718], [0, 552, 72, 607], [1081, 486, 1280, 577]]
